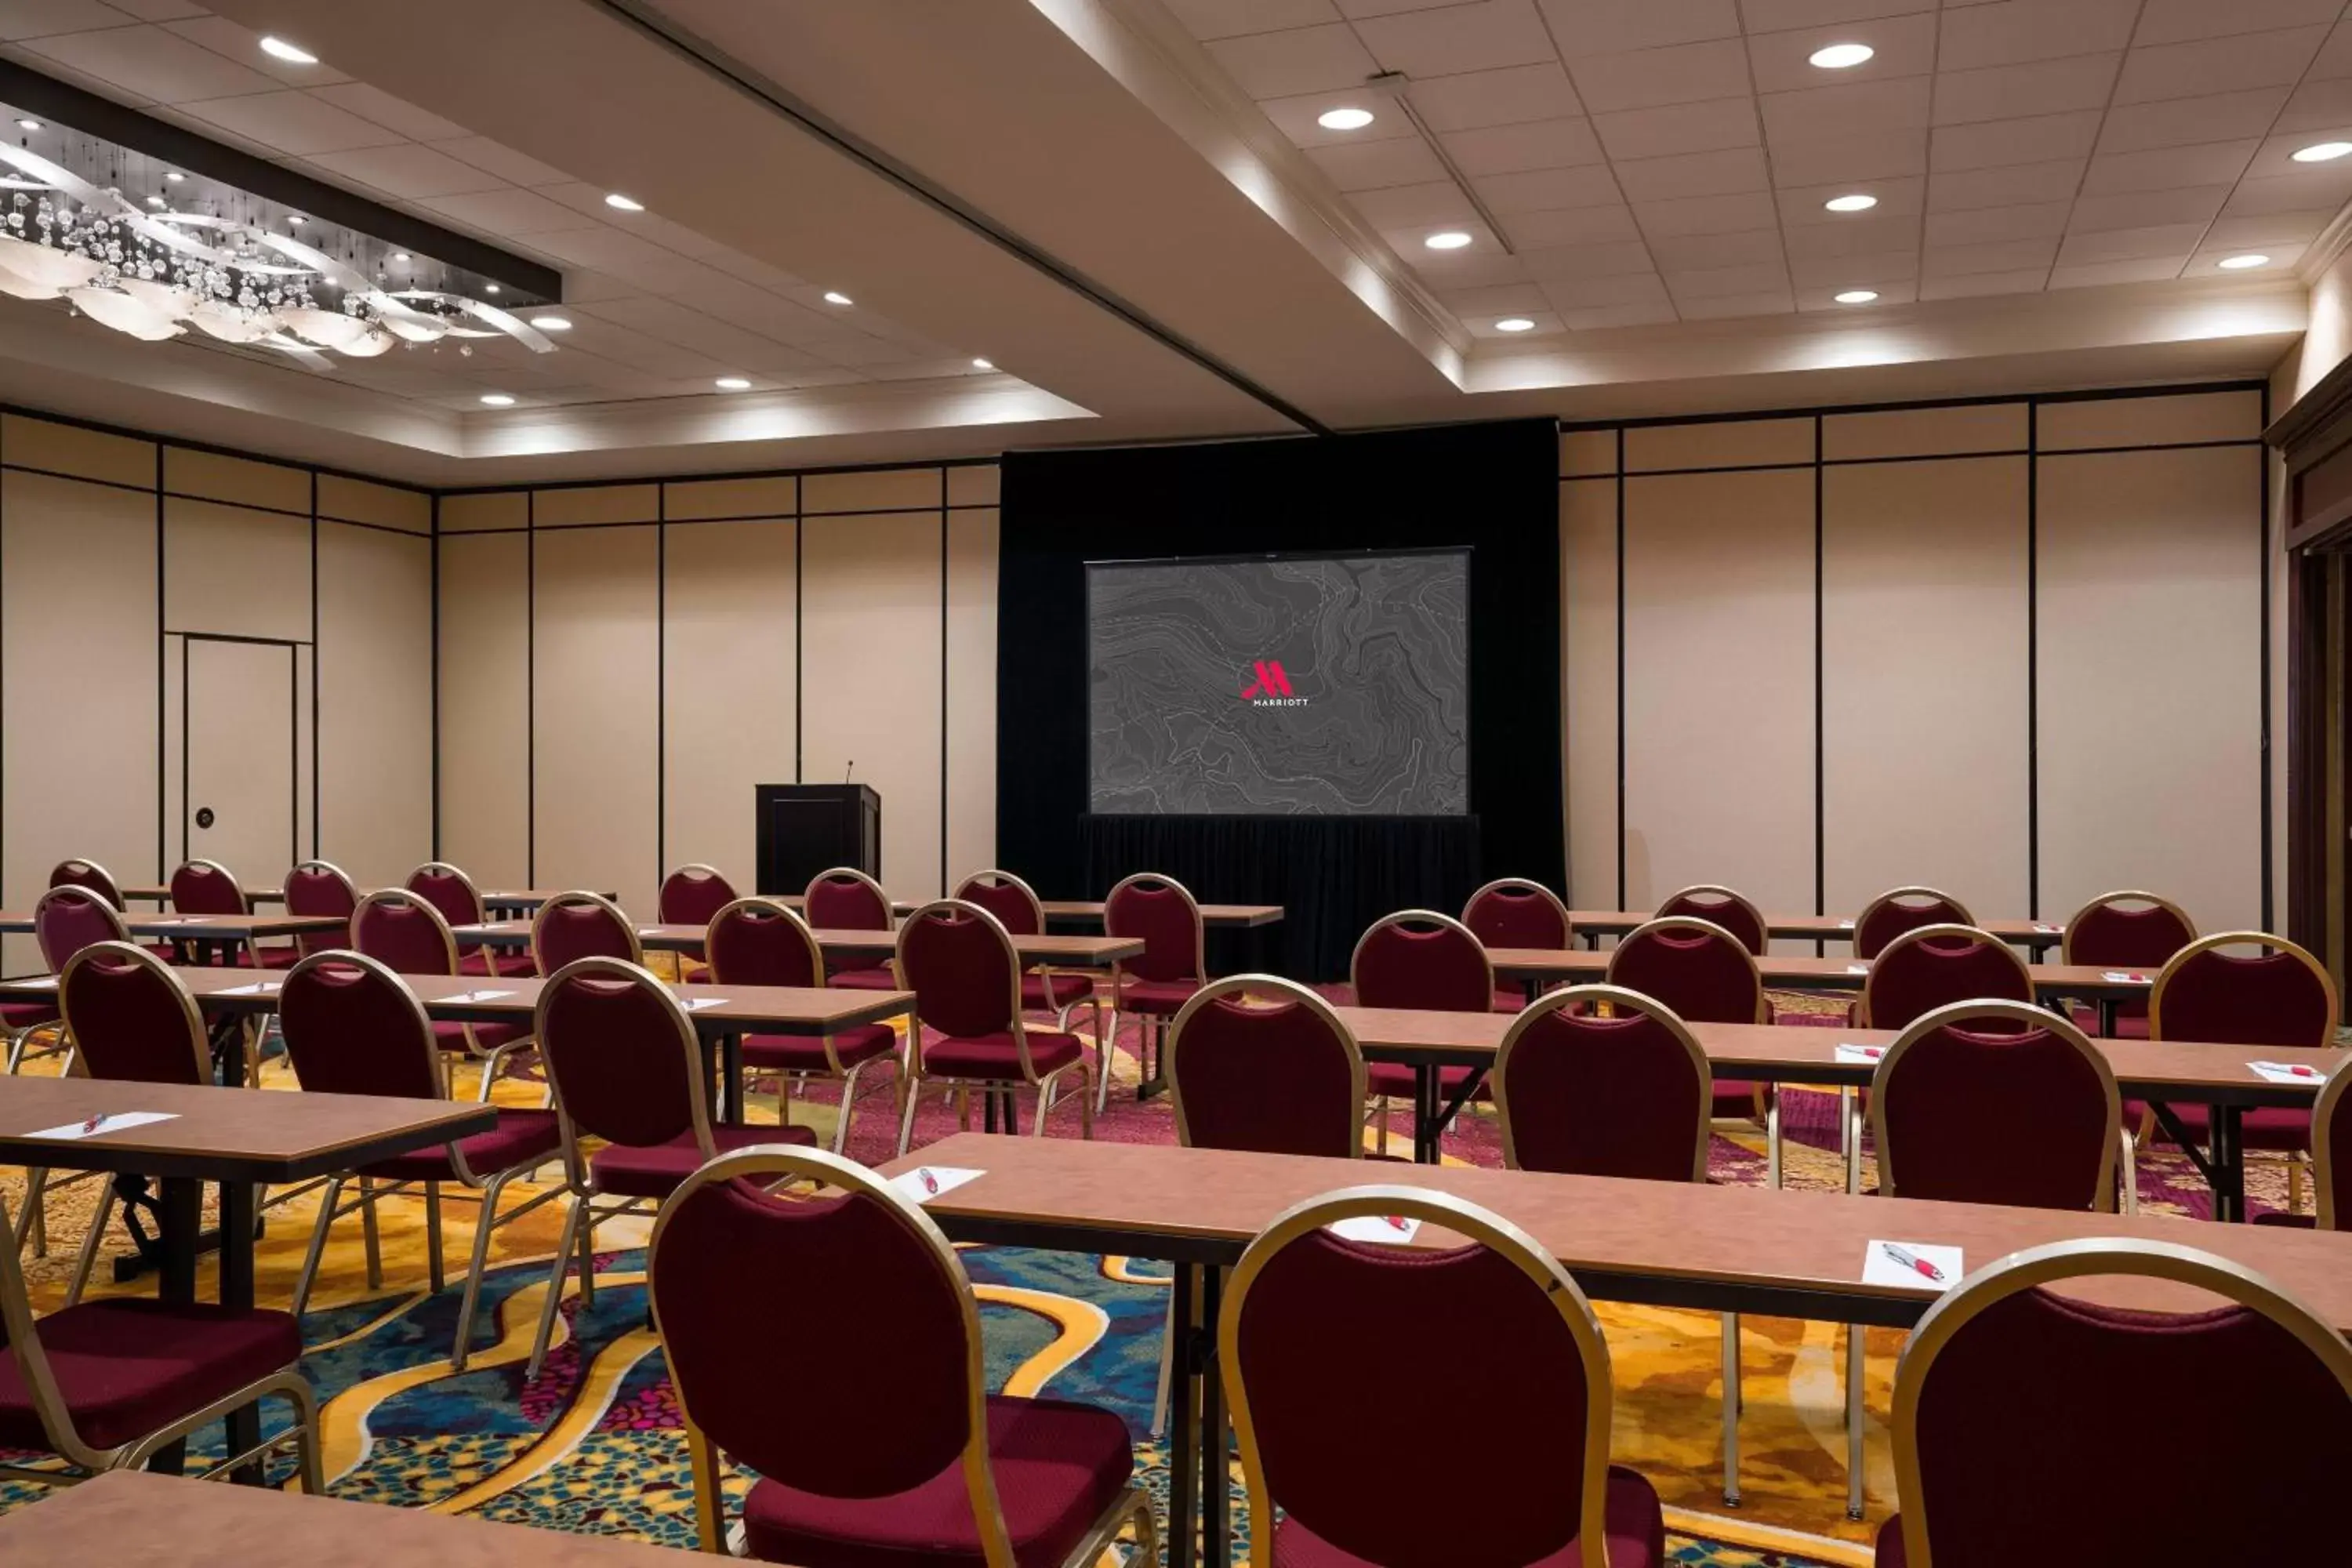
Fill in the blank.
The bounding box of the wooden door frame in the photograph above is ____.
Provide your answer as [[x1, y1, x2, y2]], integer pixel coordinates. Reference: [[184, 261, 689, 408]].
[[178, 632, 301, 875]]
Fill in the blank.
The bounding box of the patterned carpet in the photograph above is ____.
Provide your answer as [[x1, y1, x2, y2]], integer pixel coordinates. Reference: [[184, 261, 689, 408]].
[[0, 989, 2309, 1566]]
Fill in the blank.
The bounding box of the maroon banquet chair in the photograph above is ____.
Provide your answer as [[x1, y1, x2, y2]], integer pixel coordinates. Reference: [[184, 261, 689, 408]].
[[47, 857, 124, 909], [2256, 1065, 2352, 1232], [1104, 872, 1210, 1094], [804, 866, 900, 991], [1858, 925, 2034, 1033], [895, 900, 1095, 1156], [2061, 890, 2194, 1040], [5, 887, 121, 1257], [406, 861, 530, 978], [1853, 885, 1974, 960], [1606, 916, 1781, 1181], [351, 889, 533, 1102], [1462, 877, 1572, 1009], [283, 858, 360, 958], [1657, 884, 1769, 957], [2140, 932, 2342, 1218], [169, 857, 289, 968], [659, 863, 736, 974], [532, 890, 644, 975], [1351, 909, 1496, 1158], [956, 870, 1106, 1087], [1168, 975, 1370, 1160], [1222, 1185, 1665, 1568], [650, 1145, 1156, 1566], [1875, 1238, 2352, 1566], [706, 896, 900, 1154], [277, 952, 563, 1370], [526, 956, 816, 1380]]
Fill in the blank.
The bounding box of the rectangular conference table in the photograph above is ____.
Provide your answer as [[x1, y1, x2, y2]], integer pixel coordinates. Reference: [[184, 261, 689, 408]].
[[119, 886, 601, 913], [1331, 1004, 2346, 1215], [1570, 909, 2066, 953], [0, 911, 345, 965], [775, 894, 1287, 928], [1488, 946, 2152, 998], [881, 1132, 2352, 1568], [0, 1076, 492, 1481], [452, 920, 1147, 971]]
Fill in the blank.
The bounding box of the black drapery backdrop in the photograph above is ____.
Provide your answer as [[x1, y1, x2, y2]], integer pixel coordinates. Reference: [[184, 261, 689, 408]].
[[997, 419, 1563, 979]]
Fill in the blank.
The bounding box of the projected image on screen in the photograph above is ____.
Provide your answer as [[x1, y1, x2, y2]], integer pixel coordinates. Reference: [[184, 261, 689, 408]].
[[1087, 550, 1468, 815]]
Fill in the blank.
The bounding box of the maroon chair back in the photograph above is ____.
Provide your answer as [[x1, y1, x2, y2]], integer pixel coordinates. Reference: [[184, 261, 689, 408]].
[[1225, 1189, 1619, 1567], [804, 867, 891, 931], [2062, 891, 2194, 971], [658, 864, 736, 927], [1854, 885, 1974, 960], [1494, 985, 1710, 1181], [34, 884, 129, 973], [1461, 878, 1570, 951], [2151, 934, 2339, 1048], [1604, 917, 1763, 1025], [952, 869, 1044, 936], [1872, 1001, 2119, 1211], [405, 862, 487, 929], [897, 901, 1019, 1040], [1656, 884, 1768, 956], [2314, 1068, 2351, 1230], [285, 859, 359, 956], [1861, 924, 2034, 1033], [535, 957, 710, 1152], [651, 1149, 982, 1508], [1104, 873, 1204, 985], [532, 891, 642, 975], [169, 858, 246, 916], [57, 942, 209, 1085], [1168, 977, 1365, 1158], [47, 858, 122, 909], [1350, 911, 1492, 1014], [705, 898, 824, 989], [277, 952, 441, 1102], [352, 890, 461, 977], [1889, 1240, 2352, 1565]]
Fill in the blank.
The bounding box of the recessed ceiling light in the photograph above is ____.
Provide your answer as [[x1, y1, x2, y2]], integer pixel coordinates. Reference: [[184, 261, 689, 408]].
[[532, 314, 571, 331], [1425, 230, 1473, 250], [971, 358, 993, 369], [604, 192, 644, 212], [165, 169, 184, 182], [144, 194, 165, 208], [1318, 107, 1376, 131], [478, 393, 515, 407], [2218, 252, 2270, 270], [285, 214, 303, 225], [1824, 193, 1877, 212], [822, 290, 853, 305], [1809, 42, 1874, 69], [1494, 317, 1536, 332], [483, 282, 499, 294], [715, 376, 752, 390], [390, 252, 411, 263], [259, 36, 318, 64], [1834, 289, 1879, 304], [14, 119, 39, 132], [2294, 140, 2352, 163]]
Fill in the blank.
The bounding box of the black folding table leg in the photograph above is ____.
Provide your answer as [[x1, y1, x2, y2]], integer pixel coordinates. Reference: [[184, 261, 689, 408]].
[[144, 1177, 203, 1475], [1414, 1067, 1440, 1163], [1200, 1265, 1230, 1568], [218, 1181, 264, 1483], [2210, 1106, 2246, 1223], [1169, 1263, 1198, 1568]]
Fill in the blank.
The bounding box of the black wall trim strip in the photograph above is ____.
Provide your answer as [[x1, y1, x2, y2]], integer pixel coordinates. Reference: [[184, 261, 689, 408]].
[[1813, 415, 1825, 924], [2259, 379, 2276, 933], [2026, 401, 2040, 920], [526, 492, 536, 886], [1613, 426, 1626, 910], [154, 445, 165, 883], [940, 473, 950, 895], [656, 485, 667, 893], [430, 497, 442, 861]]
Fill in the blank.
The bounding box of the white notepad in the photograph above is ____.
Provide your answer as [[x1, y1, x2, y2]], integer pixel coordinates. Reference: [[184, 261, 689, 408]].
[[441, 989, 516, 1004], [1864, 1240, 1962, 1292], [1846, 964, 1870, 975], [216, 982, 279, 996], [1327, 1213, 1422, 1245], [678, 996, 728, 1011], [891, 1165, 982, 1203], [2102, 971, 2151, 984], [25, 1110, 179, 1141], [2249, 1061, 2329, 1087], [1834, 1043, 1886, 1066]]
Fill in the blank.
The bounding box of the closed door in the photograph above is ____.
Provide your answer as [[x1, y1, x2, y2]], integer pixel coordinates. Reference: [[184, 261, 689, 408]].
[[184, 637, 297, 888]]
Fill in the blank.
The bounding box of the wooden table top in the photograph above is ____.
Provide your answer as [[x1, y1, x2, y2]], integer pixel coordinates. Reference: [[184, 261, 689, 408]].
[[880, 1133, 2352, 1330], [775, 894, 1286, 928], [1327, 1006, 2347, 1105], [0, 911, 346, 939], [0, 1471, 701, 1568], [0, 1075, 494, 1185], [452, 920, 1146, 967], [1484, 947, 2155, 996], [120, 886, 594, 912], [1569, 909, 2063, 946]]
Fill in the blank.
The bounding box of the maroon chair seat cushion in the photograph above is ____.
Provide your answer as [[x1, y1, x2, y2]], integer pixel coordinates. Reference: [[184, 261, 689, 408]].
[[924, 1030, 1085, 1080], [431, 1019, 529, 1055], [1492, 985, 1526, 1013], [1364, 1060, 1492, 1102], [1271, 1466, 1662, 1568], [362, 1110, 562, 1182], [238, 945, 300, 971], [592, 1122, 817, 1199], [0, 1000, 59, 1030], [457, 949, 533, 978], [2133, 1102, 2310, 1153], [742, 1024, 898, 1073], [1022, 972, 1094, 1012], [740, 1394, 1133, 1568], [1712, 1077, 1762, 1120], [0, 1298, 302, 1452], [829, 966, 903, 992], [1117, 977, 1201, 1014]]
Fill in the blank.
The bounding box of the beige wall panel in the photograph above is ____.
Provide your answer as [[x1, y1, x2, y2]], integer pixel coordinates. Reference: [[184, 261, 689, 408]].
[[946, 509, 999, 886], [1621, 468, 1815, 916], [1626, 417, 1813, 473], [319, 522, 433, 884], [664, 477, 797, 521], [2, 414, 153, 486], [2038, 447, 2264, 931], [2, 472, 158, 969], [164, 448, 308, 513], [1821, 458, 2031, 922], [1559, 429, 1616, 477], [2037, 390, 2263, 451], [441, 492, 526, 533], [662, 519, 797, 893], [802, 467, 941, 514], [296, 644, 314, 866], [800, 510, 944, 901], [947, 466, 1000, 508], [437, 533, 530, 887], [318, 474, 430, 534], [1822, 403, 2027, 462], [164, 499, 311, 643], [535, 484, 659, 527], [535, 525, 660, 915], [1561, 478, 1617, 909]]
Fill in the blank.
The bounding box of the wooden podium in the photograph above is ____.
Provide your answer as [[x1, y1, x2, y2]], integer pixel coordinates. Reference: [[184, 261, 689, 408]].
[[755, 783, 880, 896]]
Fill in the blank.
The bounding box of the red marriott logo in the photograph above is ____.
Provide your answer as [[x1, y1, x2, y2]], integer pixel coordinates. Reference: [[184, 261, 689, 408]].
[[1242, 660, 1308, 706]]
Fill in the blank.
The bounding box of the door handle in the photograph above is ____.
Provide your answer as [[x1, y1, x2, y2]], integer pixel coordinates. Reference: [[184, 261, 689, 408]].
[[194, 807, 216, 829]]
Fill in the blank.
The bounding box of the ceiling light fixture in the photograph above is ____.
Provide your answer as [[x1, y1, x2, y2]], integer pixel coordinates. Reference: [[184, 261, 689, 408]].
[[715, 376, 751, 390], [532, 314, 570, 330], [478, 393, 515, 406], [1834, 289, 1879, 304], [972, 358, 993, 369], [16, 119, 40, 132], [1425, 230, 1472, 250], [483, 282, 499, 294], [1824, 193, 1877, 212], [604, 192, 644, 212], [165, 170, 184, 182], [1809, 42, 1874, 69], [390, 252, 410, 263], [259, 37, 318, 65], [2217, 253, 2270, 270], [285, 214, 303, 225], [1494, 317, 1536, 332], [1317, 107, 1375, 131], [822, 290, 852, 305], [2293, 141, 2352, 162]]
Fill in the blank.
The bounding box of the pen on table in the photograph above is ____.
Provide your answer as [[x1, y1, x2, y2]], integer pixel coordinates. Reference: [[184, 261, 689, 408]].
[[917, 1167, 939, 1195], [1384, 1214, 1410, 1232], [81, 1112, 111, 1134], [1881, 1243, 1944, 1283]]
